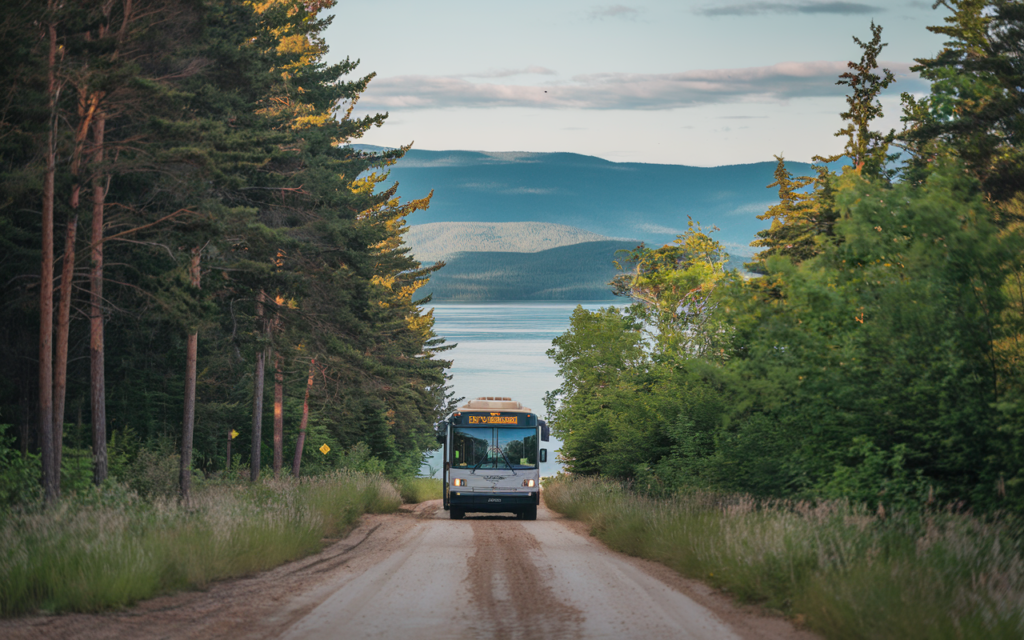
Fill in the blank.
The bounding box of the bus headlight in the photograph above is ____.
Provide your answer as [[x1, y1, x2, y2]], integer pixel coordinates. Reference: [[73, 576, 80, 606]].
[[522, 479, 535, 488], [453, 478, 464, 487]]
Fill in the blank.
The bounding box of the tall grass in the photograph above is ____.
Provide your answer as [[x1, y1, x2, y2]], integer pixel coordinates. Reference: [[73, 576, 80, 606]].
[[544, 476, 1024, 640], [396, 477, 442, 503], [0, 471, 401, 616]]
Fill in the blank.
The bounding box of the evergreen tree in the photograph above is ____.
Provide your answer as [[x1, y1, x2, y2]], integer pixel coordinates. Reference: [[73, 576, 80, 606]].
[[900, 0, 1024, 207], [748, 156, 816, 270], [747, 23, 897, 273], [820, 21, 898, 180], [0, 0, 453, 501]]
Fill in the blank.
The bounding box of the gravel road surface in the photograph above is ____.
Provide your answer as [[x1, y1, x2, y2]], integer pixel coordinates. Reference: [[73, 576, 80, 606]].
[[1, 500, 817, 640]]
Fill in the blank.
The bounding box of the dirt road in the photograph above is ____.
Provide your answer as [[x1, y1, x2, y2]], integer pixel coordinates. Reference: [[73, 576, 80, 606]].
[[2, 501, 816, 640]]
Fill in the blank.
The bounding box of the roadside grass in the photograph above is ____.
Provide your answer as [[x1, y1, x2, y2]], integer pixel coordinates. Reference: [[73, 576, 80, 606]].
[[396, 477, 442, 503], [544, 476, 1024, 640], [0, 471, 401, 616]]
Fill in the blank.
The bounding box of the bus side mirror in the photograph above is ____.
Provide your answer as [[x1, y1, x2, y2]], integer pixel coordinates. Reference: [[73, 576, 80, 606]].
[[435, 424, 445, 445], [539, 449, 547, 463], [540, 420, 549, 442]]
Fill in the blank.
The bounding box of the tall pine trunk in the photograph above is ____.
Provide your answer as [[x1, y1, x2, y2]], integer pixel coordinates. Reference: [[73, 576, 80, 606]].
[[179, 248, 200, 503], [39, 18, 58, 504], [89, 115, 107, 484], [291, 358, 314, 478], [250, 291, 266, 482], [273, 352, 283, 477], [51, 211, 77, 497], [52, 75, 100, 494]]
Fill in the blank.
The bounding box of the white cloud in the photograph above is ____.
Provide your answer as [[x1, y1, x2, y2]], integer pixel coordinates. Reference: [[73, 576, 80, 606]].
[[589, 5, 641, 20], [695, 1, 884, 16], [634, 222, 683, 235], [388, 155, 473, 168], [731, 201, 777, 214], [503, 187, 556, 195], [460, 181, 556, 195], [464, 66, 557, 79], [722, 241, 756, 256], [358, 61, 925, 111]]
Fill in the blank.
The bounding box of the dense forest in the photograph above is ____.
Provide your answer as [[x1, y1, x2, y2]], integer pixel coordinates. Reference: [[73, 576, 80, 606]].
[[0, 0, 456, 504], [547, 2, 1024, 513]]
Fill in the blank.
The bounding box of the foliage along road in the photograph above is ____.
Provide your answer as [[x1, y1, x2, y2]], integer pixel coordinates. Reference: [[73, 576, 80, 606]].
[[2, 501, 816, 640]]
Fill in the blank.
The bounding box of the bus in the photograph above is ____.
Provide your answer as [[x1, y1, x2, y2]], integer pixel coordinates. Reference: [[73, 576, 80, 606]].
[[440, 397, 549, 520]]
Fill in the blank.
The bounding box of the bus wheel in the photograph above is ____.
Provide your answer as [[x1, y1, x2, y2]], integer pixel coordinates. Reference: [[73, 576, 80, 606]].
[[450, 508, 465, 520], [522, 506, 537, 521]]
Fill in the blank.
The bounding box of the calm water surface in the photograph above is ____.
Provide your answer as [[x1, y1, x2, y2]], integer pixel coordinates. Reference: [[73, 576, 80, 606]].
[[421, 301, 622, 477]]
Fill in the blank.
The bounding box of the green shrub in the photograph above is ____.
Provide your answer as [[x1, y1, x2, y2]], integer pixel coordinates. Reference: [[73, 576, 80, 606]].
[[0, 425, 40, 508], [396, 477, 441, 503], [545, 476, 1024, 640], [0, 471, 400, 616], [334, 442, 386, 475], [121, 447, 190, 498]]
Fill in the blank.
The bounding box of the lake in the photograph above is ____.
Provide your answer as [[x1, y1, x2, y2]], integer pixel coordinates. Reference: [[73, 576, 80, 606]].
[[419, 301, 623, 477]]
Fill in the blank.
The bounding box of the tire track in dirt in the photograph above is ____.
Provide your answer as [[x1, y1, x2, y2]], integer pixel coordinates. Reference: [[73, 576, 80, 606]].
[[467, 519, 584, 640], [292, 523, 383, 575]]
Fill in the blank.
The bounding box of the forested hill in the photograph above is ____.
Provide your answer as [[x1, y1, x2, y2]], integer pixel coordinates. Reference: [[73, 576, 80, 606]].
[[406, 221, 630, 263], [406, 222, 637, 300], [419, 241, 629, 301], [367, 149, 809, 302], [358, 145, 833, 254], [408, 224, 754, 301]]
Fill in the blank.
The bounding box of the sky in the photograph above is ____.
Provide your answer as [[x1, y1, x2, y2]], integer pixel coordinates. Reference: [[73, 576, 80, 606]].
[[324, 1, 951, 167]]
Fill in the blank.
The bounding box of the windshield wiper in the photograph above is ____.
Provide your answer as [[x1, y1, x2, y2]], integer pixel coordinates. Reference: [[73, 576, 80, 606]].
[[470, 446, 518, 475], [497, 446, 518, 475]]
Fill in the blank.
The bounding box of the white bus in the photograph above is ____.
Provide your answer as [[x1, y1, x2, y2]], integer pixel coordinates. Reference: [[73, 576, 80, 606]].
[[440, 397, 549, 520]]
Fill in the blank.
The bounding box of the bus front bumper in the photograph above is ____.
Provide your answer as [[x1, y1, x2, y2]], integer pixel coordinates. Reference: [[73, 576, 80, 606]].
[[449, 492, 539, 511]]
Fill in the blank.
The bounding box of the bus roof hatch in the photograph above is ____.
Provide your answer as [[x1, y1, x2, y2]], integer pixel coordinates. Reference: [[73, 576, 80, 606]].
[[461, 397, 532, 412]]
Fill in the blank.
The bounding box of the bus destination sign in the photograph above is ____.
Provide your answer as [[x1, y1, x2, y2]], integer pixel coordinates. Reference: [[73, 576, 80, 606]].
[[468, 415, 519, 425]]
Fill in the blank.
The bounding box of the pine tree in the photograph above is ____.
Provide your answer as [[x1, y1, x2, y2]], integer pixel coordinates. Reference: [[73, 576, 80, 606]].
[[748, 23, 899, 272], [748, 156, 816, 270], [819, 21, 898, 180], [900, 0, 1024, 207]]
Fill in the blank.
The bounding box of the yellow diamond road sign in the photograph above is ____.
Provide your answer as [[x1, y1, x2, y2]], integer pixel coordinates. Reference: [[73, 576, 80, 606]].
[[229, 429, 239, 440], [319, 444, 331, 455]]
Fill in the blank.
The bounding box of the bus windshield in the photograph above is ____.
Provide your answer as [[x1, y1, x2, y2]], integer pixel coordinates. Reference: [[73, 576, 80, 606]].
[[452, 426, 537, 470]]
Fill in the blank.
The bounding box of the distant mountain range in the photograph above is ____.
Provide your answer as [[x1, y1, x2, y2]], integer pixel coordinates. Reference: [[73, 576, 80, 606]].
[[359, 145, 833, 254], [357, 146, 829, 300], [406, 221, 635, 263], [418, 241, 628, 302]]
